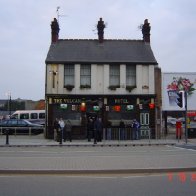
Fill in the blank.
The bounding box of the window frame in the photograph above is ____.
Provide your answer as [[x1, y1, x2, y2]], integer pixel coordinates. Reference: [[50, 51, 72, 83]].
[[80, 64, 91, 88], [20, 113, 29, 120], [64, 64, 75, 88], [109, 64, 120, 88], [30, 113, 38, 119], [126, 65, 136, 87]]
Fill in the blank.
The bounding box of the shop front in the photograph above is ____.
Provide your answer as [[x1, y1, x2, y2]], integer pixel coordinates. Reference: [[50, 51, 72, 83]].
[[45, 94, 156, 140]]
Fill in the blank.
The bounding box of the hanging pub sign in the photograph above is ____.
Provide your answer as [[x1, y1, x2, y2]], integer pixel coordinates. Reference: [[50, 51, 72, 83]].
[[93, 106, 100, 111], [72, 105, 76, 111], [114, 105, 121, 112], [105, 106, 110, 111], [139, 104, 143, 110], [60, 104, 68, 109], [149, 103, 155, 109], [126, 105, 134, 111]]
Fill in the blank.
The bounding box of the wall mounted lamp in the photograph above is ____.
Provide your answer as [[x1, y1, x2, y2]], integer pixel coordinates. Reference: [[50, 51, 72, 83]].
[[49, 70, 58, 88]]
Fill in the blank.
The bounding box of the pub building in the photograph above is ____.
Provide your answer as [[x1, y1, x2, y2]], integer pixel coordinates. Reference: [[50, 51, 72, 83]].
[[45, 18, 161, 139]]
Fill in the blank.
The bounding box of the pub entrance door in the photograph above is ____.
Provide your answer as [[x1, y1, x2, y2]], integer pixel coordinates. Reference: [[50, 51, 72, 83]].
[[140, 112, 150, 138]]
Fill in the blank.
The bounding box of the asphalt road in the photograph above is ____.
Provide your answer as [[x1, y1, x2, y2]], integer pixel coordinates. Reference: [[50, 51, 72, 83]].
[[175, 144, 196, 151], [0, 145, 196, 173], [0, 173, 195, 196]]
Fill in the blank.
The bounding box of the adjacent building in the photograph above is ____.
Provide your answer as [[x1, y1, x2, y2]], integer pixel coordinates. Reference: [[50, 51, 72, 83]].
[[45, 18, 161, 139]]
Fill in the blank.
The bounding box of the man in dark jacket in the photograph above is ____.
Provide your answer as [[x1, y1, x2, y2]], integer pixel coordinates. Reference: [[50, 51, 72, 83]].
[[119, 119, 125, 140], [132, 119, 140, 140], [53, 118, 60, 142], [64, 120, 72, 142], [94, 117, 103, 144], [87, 118, 94, 142]]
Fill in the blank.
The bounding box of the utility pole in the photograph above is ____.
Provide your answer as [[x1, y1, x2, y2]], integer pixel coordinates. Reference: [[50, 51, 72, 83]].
[[5, 92, 11, 145]]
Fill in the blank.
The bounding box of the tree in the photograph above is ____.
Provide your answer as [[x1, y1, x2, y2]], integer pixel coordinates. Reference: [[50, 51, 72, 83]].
[[35, 100, 45, 110], [2, 100, 25, 111]]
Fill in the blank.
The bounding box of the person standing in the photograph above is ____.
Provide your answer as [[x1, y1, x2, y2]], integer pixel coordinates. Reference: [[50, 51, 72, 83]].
[[87, 118, 94, 142], [64, 119, 72, 142], [176, 119, 182, 140], [119, 119, 125, 140], [53, 118, 60, 142], [132, 119, 140, 140], [106, 121, 112, 140], [58, 118, 65, 144], [94, 117, 103, 144]]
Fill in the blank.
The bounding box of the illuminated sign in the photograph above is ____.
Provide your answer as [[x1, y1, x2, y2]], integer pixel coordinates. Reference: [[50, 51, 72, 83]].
[[60, 104, 67, 109], [114, 105, 121, 112], [49, 98, 82, 104], [149, 103, 155, 109], [80, 102, 86, 112], [126, 105, 134, 110], [93, 106, 100, 111]]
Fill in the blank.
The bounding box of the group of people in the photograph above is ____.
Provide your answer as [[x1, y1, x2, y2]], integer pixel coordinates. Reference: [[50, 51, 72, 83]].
[[53, 117, 140, 144], [53, 116, 104, 145], [53, 118, 72, 144], [87, 118, 140, 142], [109, 119, 140, 140]]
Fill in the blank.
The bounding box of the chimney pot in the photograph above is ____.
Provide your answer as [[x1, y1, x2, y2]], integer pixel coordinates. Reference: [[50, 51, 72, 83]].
[[142, 19, 151, 43], [97, 17, 105, 43], [51, 18, 60, 43]]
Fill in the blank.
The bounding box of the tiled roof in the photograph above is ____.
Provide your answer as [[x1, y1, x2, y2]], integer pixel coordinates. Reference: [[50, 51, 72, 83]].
[[46, 39, 157, 64]]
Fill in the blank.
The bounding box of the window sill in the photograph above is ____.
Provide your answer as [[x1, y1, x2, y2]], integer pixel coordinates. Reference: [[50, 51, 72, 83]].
[[80, 85, 91, 89], [108, 85, 120, 90]]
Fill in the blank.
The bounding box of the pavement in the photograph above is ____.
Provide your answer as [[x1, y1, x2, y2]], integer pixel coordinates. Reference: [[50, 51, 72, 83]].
[[0, 134, 196, 175], [1, 133, 196, 147]]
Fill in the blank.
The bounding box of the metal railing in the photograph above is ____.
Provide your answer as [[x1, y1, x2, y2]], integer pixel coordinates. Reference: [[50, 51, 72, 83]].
[[103, 127, 150, 140], [0, 126, 45, 136]]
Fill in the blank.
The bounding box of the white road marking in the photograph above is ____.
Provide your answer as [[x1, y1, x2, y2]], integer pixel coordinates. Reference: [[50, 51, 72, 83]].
[[173, 146, 196, 152]]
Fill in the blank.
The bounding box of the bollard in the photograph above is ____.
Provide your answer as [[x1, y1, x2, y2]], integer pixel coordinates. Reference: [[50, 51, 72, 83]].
[[6, 129, 9, 145], [148, 128, 151, 144]]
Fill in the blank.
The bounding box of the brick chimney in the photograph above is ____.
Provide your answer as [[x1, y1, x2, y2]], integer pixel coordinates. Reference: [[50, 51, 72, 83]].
[[142, 19, 151, 43], [51, 18, 60, 43], [97, 18, 105, 43]]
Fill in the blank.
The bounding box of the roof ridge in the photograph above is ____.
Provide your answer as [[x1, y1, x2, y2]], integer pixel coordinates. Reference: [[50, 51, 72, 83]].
[[58, 39, 143, 42]]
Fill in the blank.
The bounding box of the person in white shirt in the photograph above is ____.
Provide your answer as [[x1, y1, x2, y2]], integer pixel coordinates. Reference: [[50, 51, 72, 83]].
[[58, 118, 65, 144]]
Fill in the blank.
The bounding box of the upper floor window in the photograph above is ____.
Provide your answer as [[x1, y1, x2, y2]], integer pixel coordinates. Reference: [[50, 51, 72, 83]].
[[64, 64, 74, 87], [126, 65, 136, 86], [109, 65, 120, 86], [80, 65, 91, 88]]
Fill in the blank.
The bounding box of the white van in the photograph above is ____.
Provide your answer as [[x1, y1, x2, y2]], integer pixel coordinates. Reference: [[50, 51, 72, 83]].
[[10, 110, 45, 125]]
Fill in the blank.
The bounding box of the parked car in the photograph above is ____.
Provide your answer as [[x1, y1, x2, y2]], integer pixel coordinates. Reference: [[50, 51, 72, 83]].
[[0, 119, 44, 135], [10, 110, 45, 125]]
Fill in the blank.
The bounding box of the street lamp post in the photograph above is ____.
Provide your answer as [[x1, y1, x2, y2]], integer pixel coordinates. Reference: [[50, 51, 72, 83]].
[[49, 70, 58, 89], [9, 93, 11, 117], [5, 92, 11, 145]]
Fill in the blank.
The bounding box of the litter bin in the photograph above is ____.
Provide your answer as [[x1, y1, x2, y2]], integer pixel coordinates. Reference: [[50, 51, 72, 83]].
[[188, 128, 196, 138]]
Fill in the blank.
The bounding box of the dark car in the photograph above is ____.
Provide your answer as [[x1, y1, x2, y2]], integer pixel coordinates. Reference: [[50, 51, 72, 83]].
[[0, 119, 44, 135]]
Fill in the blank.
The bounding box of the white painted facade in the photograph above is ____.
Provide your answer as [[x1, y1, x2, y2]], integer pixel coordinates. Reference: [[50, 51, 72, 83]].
[[46, 64, 155, 95]]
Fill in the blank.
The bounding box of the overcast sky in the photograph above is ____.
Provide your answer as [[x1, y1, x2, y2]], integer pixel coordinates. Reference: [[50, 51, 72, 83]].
[[0, 0, 195, 100]]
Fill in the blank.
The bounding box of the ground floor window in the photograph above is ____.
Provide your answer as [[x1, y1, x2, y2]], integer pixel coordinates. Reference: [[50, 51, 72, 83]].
[[140, 113, 149, 125]]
